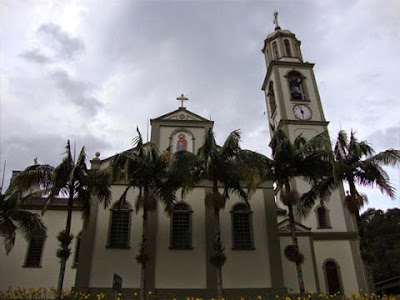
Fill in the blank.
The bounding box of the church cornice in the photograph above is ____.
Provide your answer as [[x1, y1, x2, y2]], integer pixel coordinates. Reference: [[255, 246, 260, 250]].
[[262, 61, 315, 90], [151, 107, 213, 124], [279, 119, 330, 127]]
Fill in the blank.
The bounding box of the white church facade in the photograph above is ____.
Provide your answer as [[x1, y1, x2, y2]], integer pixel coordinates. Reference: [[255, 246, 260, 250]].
[[0, 20, 369, 297]]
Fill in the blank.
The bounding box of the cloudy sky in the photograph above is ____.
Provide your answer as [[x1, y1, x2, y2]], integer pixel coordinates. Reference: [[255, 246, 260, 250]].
[[1, 0, 399, 211]]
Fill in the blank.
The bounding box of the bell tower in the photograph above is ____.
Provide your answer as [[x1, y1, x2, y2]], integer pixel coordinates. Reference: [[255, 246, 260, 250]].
[[261, 12, 328, 141], [260, 13, 370, 294]]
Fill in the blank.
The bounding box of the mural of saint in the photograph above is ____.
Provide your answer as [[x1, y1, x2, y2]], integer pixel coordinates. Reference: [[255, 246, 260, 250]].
[[176, 133, 188, 152]]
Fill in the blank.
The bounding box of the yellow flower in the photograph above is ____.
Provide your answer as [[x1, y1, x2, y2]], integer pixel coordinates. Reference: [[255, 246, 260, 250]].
[[134, 292, 138, 296], [148, 291, 152, 295], [257, 296, 263, 300]]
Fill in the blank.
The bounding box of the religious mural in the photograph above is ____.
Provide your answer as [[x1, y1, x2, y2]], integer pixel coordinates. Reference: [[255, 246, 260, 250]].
[[171, 131, 193, 153]]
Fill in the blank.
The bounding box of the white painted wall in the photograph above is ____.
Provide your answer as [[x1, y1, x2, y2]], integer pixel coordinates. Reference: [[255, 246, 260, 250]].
[[280, 236, 317, 294], [278, 67, 323, 122], [0, 209, 82, 290], [221, 189, 271, 288], [314, 240, 359, 295], [88, 185, 142, 288], [155, 188, 207, 288]]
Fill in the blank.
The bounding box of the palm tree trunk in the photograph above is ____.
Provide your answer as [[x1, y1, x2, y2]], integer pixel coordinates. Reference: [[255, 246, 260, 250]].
[[348, 180, 362, 234], [57, 188, 74, 299], [214, 207, 223, 299], [140, 208, 148, 300], [212, 181, 224, 299], [285, 182, 305, 294]]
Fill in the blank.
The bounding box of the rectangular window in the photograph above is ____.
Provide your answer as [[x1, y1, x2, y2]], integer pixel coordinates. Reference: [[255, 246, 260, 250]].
[[74, 236, 81, 266], [232, 213, 253, 249], [171, 212, 191, 249], [272, 42, 279, 60], [109, 210, 130, 247], [24, 237, 45, 267]]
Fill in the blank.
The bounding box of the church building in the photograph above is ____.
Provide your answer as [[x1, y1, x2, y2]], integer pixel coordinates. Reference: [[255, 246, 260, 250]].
[[0, 18, 369, 297]]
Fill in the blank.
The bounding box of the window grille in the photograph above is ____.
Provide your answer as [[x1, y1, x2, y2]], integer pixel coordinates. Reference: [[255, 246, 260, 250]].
[[108, 202, 131, 248], [25, 236, 45, 267], [231, 203, 254, 249], [171, 202, 192, 249]]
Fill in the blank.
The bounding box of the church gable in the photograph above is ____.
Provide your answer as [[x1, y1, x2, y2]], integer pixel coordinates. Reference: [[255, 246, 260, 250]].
[[278, 219, 311, 234], [152, 107, 211, 123]]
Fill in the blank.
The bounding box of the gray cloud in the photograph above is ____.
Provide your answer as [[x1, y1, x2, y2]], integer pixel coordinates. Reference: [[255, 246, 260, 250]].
[[20, 48, 52, 64], [366, 125, 400, 151], [1, 133, 113, 192], [1, 0, 400, 212], [49, 69, 103, 115], [37, 23, 85, 60]]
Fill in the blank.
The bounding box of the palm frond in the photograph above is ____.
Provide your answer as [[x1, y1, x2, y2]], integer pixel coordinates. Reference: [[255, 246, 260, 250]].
[[221, 129, 241, 158], [13, 210, 46, 240], [88, 169, 112, 209], [363, 149, 400, 167], [14, 164, 54, 194], [356, 162, 396, 198], [296, 177, 337, 218], [334, 130, 348, 161]]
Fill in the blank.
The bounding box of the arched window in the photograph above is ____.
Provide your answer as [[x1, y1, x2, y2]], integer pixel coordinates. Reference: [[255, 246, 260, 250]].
[[170, 202, 192, 249], [73, 232, 82, 267], [288, 71, 306, 100], [317, 206, 329, 228], [268, 81, 277, 114], [108, 201, 132, 248], [24, 235, 46, 267], [272, 41, 279, 60], [231, 203, 254, 250], [284, 39, 292, 56], [324, 260, 342, 295]]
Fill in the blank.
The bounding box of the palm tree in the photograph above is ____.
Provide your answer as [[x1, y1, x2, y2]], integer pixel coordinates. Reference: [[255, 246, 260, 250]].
[[14, 141, 112, 299], [0, 187, 46, 254], [109, 129, 179, 300], [241, 128, 332, 294], [299, 130, 400, 230], [196, 128, 248, 298]]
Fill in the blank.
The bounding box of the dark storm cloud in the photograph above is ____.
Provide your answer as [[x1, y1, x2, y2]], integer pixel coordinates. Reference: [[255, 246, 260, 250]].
[[38, 23, 85, 60], [20, 48, 52, 64], [49, 69, 103, 115]]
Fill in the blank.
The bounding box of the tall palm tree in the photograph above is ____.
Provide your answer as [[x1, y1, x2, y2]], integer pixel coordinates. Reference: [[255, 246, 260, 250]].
[[109, 129, 179, 300], [299, 130, 400, 230], [14, 141, 112, 299], [196, 128, 248, 298], [241, 128, 332, 294], [0, 187, 46, 254]]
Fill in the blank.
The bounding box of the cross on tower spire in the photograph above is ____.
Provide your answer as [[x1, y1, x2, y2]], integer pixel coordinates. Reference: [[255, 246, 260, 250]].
[[177, 93, 188, 108], [273, 11, 281, 30]]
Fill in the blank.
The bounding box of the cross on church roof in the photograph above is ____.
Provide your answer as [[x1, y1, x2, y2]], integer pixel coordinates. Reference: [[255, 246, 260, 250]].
[[177, 93, 188, 108], [273, 11, 281, 30]]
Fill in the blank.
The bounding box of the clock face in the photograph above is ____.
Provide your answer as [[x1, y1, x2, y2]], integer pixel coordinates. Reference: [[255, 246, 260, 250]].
[[293, 104, 312, 120]]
